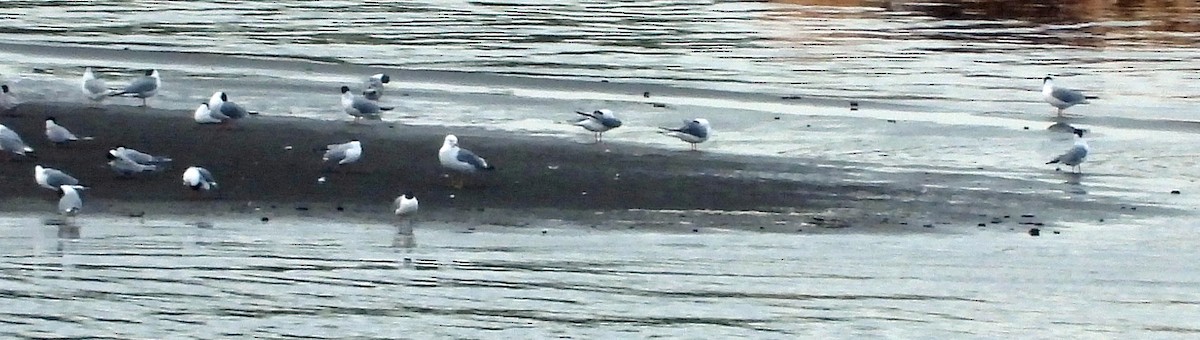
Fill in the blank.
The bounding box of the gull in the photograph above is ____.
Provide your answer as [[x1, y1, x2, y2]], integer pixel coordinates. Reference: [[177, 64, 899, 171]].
[[1047, 128, 1090, 174], [660, 118, 711, 151], [58, 185, 87, 216], [341, 85, 392, 124], [111, 146, 172, 166], [394, 192, 418, 216], [573, 109, 623, 143], [0, 84, 16, 111], [1042, 76, 1096, 117], [182, 166, 218, 192], [109, 69, 160, 106], [0, 123, 34, 159], [35, 165, 81, 192], [81, 67, 111, 104], [362, 73, 390, 101], [322, 140, 363, 170], [193, 102, 224, 124], [207, 91, 251, 127], [45, 117, 93, 146], [107, 150, 158, 177], [439, 134, 495, 188]]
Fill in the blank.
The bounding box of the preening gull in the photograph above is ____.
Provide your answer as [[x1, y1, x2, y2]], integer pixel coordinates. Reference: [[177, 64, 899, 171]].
[[573, 109, 623, 143]]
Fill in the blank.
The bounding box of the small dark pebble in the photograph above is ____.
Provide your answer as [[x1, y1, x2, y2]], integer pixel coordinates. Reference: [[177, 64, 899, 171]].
[[886, 119, 896, 123], [782, 95, 803, 100], [850, 102, 859, 111], [651, 103, 667, 108], [1033, 222, 1044, 226], [692, 228, 699, 233], [1053, 231, 1060, 234], [1021, 214, 1035, 218], [467, 227, 476, 231], [1131, 207, 1137, 210], [541, 229, 548, 234], [773, 116, 780, 120], [600, 79, 609, 83], [1023, 126, 1029, 130], [805, 124, 811, 128], [990, 218, 1002, 224], [1099, 218, 1105, 222], [295, 206, 309, 211], [260, 217, 269, 223], [336, 205, 345, 212], [1171, 190, 1181, 194], [923, 224, 933, 228], [388, 125, 395, 129], [643, 91, 650, 98], [759, 226, 765, 230], [1003, 215, 1010, 218], [899, 222, 908, 225], [977, 223, 986, 227], [1029, 228, 1040, 236], [128, 211, 145, 218]]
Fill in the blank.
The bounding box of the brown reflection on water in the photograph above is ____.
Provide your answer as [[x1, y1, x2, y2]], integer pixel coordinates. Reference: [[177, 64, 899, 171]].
[[769, 0, 1200, 46]]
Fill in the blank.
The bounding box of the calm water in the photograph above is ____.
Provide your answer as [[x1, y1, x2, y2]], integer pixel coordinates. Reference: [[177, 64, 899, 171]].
[[3, 215, 1199, 338], [3, 0, 1200, 337]]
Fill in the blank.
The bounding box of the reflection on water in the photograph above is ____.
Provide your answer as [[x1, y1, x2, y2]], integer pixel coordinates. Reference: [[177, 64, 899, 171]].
[[2, 215, 1199, 337]]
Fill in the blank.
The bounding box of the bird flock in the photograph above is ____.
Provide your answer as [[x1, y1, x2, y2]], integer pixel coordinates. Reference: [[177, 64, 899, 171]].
[[0, 70, 1095, 219]]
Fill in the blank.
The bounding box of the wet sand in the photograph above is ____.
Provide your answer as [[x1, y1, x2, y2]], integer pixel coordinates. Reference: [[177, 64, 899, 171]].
[[0, 102, 1169, 232]]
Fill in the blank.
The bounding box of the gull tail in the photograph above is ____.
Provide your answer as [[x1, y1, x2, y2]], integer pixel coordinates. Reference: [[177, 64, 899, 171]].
[[1084, 95, 1099, 100], [1046, 158, 1061, 165], [379, 106, 395, 111], [108, 91, 131, 97]]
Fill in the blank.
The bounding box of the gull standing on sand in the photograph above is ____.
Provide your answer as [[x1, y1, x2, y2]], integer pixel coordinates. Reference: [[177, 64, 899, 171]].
[[106, 150, 159, 177], [58, 185, 86, 216], [81, 67, 110, 104], [207, 91, 251, 126], [573, 109, 623, 143], [45, 117, 93, 146], [363, 73, 390, 101], [341, 86, 392, 123], [109, 69, 160, 107], [439, 134, 495, 188], [1042, 76, 1095, 116], [182, 166, 218, 192], [323, 140, 363, 167], [0, 124, 34, 158], [0, 84, 16, 111], [660, 118, 711, 151], [35, 165, 82, 192], [1046, 128, 1090, 174], [110, 146, 172, 166]]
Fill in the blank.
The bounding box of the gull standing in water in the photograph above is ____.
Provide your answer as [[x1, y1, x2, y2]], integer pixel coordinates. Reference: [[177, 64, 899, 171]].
[[35, 165, 82, 192], [340, 86, 392, 124], [182, 166, 218, 192], [573, 109, 623, 143], [81, 67, 110, 104], [109, 69, 160, 107], [362, 73, 390, 101], [660, 118, 711, 151], [1046, 128, 1090, 174], [207, 91, 251, 127], [439, 134, 495, 188], [58, 185, 86, 217], [322, 140, 363, 171], [45, 117, 93, 146], [0, 123, 34, 159], [1042, 76, 1096, 117], [1, 84, 17, 111]]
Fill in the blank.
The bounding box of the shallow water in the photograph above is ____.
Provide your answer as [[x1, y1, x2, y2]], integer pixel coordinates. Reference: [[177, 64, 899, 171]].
[[2, 215, 1199, 338], [3, 0, 1200, 337]]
